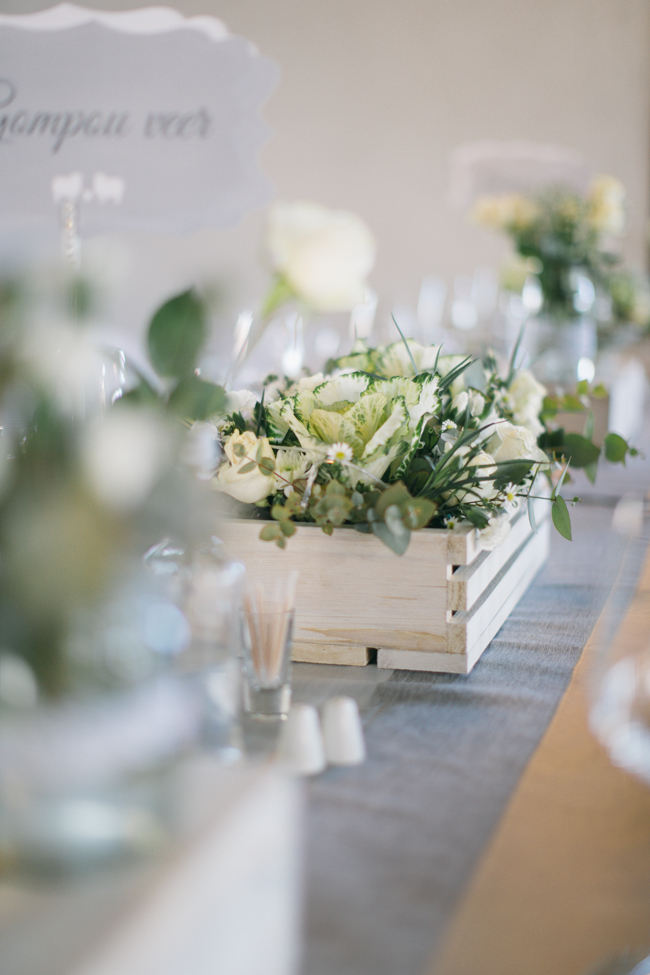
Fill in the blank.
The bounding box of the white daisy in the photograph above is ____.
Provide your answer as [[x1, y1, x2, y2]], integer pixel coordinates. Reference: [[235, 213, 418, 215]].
[[502, 483, 520, 513], [326, 441, 353, 463]]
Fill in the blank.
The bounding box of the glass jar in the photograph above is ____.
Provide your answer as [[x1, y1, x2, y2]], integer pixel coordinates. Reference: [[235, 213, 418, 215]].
[[144, 536, 246, 760], [0, 568, 199, 872]]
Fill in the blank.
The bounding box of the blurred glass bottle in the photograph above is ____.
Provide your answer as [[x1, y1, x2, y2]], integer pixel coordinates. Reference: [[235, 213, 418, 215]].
[[589, 497, 650, 786], [145, 535, 246, 761]]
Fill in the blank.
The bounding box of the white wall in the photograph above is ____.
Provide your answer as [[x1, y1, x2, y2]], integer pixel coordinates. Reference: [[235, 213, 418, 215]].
[[2, 0, 649, 348]]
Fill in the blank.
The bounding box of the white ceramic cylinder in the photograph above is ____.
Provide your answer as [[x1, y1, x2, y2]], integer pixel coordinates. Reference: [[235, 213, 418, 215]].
[[321, 696, 366, 766], [276, 704, 326, 776]]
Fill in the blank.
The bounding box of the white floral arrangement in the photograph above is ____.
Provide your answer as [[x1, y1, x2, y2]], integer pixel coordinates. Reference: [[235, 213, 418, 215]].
[[213, 338, 634, 554]]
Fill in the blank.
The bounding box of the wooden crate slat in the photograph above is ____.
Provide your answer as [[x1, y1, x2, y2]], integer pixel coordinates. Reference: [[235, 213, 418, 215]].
[[448, 498, 550, 612], [218, 522, 450, 589], [292, 643, 370, 666], [447, 519, 550, 655], [376, 647, 474, 674], [218, 509, 550, 673]]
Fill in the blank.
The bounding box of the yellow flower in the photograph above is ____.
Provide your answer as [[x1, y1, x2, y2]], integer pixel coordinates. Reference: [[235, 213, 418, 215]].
[[472, 193, 539, 232], [587, 175, 625, 235]]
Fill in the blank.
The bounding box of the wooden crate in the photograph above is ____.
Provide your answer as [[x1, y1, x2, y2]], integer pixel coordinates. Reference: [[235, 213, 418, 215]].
[[218, 502, 550, 675]]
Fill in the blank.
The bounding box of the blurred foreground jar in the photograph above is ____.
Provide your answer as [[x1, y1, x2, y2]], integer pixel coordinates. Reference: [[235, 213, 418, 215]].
[[144, 535, 246, 760], [0, 568, 200, 873], [589, 497, 650, 786]]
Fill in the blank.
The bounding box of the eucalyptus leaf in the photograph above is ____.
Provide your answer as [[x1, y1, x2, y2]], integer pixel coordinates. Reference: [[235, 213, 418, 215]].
[[527, 494, 537, 531], [375, 482, 411, 518], [116, 382, 159, 407], [538, 428, 566, 451], [562, 433, 601, 469], [493, 459, 534, 487], [147, 289, 207, 380], [604, 432, 628, 463], [167, 375, 226, 421], [371, 519, 411, 555], [551, 495, 572, 540]]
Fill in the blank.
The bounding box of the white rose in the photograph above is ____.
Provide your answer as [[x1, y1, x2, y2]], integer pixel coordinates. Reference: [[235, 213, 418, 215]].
[[453, 389, 485, 417], [226, 389, 259, 422], [488, 421, 548, 465], [508, 369, 546, 437], [216, 431, 275, 504], [478, 513, 512, 552], [267, 201, 376, 312], [81, 408, 171, 512], [445, 448, 498, 504]]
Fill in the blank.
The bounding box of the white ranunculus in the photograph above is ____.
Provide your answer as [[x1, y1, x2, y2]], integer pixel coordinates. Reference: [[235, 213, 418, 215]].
[[488, 421, 548, 465], [452, 389, 485, 417], [508, 369, 546, 436], [445, 448, 498, 504], [267, 201, 376, 312], [216, 431, 275, 504], [478, 513, 512, 551], [81, 408, 171, 512], [226, 389, 259, 422]]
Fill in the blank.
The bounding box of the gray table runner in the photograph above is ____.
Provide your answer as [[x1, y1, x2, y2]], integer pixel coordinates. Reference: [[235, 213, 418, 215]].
[[293, 493, 641, 975]]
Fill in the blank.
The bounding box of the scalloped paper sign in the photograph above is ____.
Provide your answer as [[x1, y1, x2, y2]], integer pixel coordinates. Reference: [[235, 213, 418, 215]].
[[0, 4, 278, 235]]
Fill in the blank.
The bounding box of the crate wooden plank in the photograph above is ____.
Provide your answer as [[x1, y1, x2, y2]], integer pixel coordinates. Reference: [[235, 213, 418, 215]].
[[376, 646, 479, 675], [219, 519, 450, 583], [218, 519, 450, 655], [292, 643, 370, 666], [218, 508, 549, 672], [448, 497, 550, 613], [447, 519, 550, 655], [377, 520, 549, 674]]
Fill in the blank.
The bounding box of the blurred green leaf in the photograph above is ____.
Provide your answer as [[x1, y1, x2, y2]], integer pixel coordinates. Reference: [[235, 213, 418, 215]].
[[371, 519, 410, 555], [604, 432, 628, 463], [563, 433, 600, 469], [167, 375, 225, 421], [147, 289, 206, 379], [493, 459, 534, 486]]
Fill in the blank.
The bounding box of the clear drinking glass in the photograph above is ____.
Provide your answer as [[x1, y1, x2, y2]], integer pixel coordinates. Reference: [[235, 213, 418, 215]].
[[241, 575, 297, 719], [144, 536, 246, 758], [589, 497, 650, 786]]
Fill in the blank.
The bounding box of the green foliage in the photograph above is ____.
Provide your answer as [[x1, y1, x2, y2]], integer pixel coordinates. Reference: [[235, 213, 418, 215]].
[[147, 289, 207, 380], [167, 375, 226, 420], [118, 288, 226, 426], [217, 337, 637, 554], [603, 432, 629, 463], [561, 433, 601, 469], [551, 495, 572, 540]]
